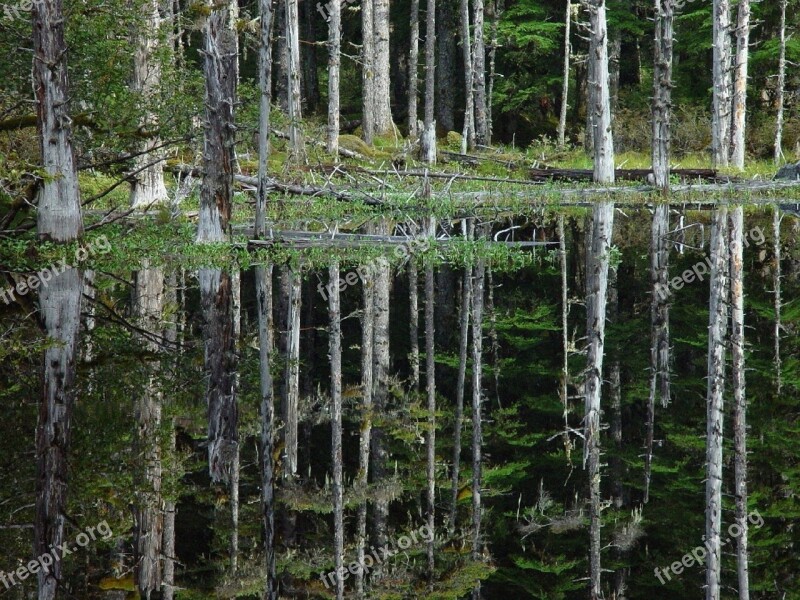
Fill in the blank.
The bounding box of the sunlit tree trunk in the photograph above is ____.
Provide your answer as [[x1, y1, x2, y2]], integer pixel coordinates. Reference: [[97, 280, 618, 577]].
[[711, 0, 731, 168], [326, 0, 341, 155], [558, 216, 573, 459], [471, 259, 485, 600], [460, 0, 475, 152], [284, 267, 301, 476], [286, 0, 305, 161], [729, 0, 751, 170], [486, 0, 503, 142], [362, 0, 375, 144], [421, 0, 437, 163], [558, 0, 572, 148], [583, 0, 615, 183], [652, 0, 675, 189], [705, 207, 729, 600], [373, 0, 394, 135], [472, 0, 488, 145], [774, 0, 787, 164], [584, 201, 615, 599]]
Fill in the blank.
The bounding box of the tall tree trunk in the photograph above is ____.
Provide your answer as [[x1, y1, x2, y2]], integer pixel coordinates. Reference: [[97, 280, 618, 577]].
[[584, 201, 615, 599], [275, 0, 288, 111], [326, 0, 341, 155], [409, 262, 420, 390], [328, 263, 345, 600], [425, 264, 437, 581], [133, 265, 165, 599], [729, 0, 751, 170], [774, 0, 787, 164], [373, 0, 394, 135], [705, 207, 729, 600], [284, 267, 302, 476], [229, 271, 241, 573], [460, 0, 476, 152], [584, 0, 615, 183], [773, 209, 782, 395], [558, 0, 572, 148], [435, 1, 457, 132], [711, 0, 731, 168], [286, 0, 305, 161], [300, 0, 320, 113], [558, 216, 573, 460], [421, 0, 438, 163], [356, 265, 375, 598], [472, 0, 488, 145], [729, 207, 750, 600], [408, 0, 420, 140], [652, 0, 675, 189], [130, 0, 169, 208], [256, 0, 274, 239], [644, 204, 670, 503], [362, 0, 376, 144], [471, 259, 485, 600], [486, 0, 503, 142]]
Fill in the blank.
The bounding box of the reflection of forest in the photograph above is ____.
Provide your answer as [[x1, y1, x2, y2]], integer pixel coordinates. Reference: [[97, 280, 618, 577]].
[[1, 208, 798, 599]]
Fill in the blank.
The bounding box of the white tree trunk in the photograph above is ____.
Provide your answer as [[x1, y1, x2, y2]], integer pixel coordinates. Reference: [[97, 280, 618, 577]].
[[409, 262, 420, 390], [651, 0, 675, 189], [373, 0, 394, 135], [362, 0, 376, 144], [425, 264, 437, 580], [421, 0, 438, 164], [584, 0, 615, 183], [712, 0, 731, 168], [326, 0, 341, 156], [472, 0, 488, 145], [284, 267, 302, 475], [460, 0, 475, 152], [328, 263, 345, 600], [471, 259, 485, 600], [774, 0, 787, 164], [558, 0, 572, 148], [705, 207, 729, 600], [729, 0, 751, 170], [286, 0, 305, 161], [256, 0, 273, 238]]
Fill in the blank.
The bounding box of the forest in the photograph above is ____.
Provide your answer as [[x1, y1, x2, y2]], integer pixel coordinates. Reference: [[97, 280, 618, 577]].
[[1, 0, 800, 598]]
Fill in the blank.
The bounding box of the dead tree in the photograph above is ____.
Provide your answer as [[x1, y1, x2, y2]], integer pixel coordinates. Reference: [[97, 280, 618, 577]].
[[711, 0, 731, 168], [421, 0, 438, 163], [329, 263, 345, 600], [729, 0, 751, 170], [652, 0, 675, 189], [471, 259, 486, 600], [409, 262, 421, 390], [558, 0, 572, 148], [773, 209, 783, 395], [473, 0, 489, 145], [286, 0, 305, 160], [425, 264, 437, 580], [408, 0, 420, 140], [774, 0, 787, 164], [284, 267, 302, 476], [460, 0, 475, 151], [326, 0, 341, 155]]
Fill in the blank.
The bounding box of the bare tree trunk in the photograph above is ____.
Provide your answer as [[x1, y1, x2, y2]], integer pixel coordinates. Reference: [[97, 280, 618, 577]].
[[558, 0, 572, 148], [584, 0, 615, 183], [644, 204, 670, 503], [373, 0, 394, 135], [409, 262, 420, 390], [286, 0, 305, 161], [773, 209, 782, 395], [584, 201, 615, 599], [275, 0, 288, 110], [256, 0, 273, 238], [421, 0, 438, 163], [449, 255, 472, 532], [486, 0, 503, 142], [362, 0, 375, 144], [256, 263, 278, 600], [705, 207, 729, 600], [652, 0, 675, 189], [327, 262, 345, 600], [460, 0, 475, 152], [471, 259, 485, 600], [326, 0, 341, 156], [774, 0, 787, 164], [558, 216, 573, 460], [472, 0, 488, 145], [729, 207, 750, 600], [729, 0, 751, 170], [424, 264, 437, 581], [356, 265, 375, 598], [711, 0, 731, 168], [130, 0, 169, 208], [133, 265, 165, 598], [408, 0, 420, 140], [162, 492, 176, 600], [284, 267, 302, 476]]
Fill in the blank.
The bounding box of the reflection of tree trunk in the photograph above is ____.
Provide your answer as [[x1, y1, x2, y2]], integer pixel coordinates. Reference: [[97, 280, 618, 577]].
[[409, 262, 420, 390], [133, 265, 165, 598], [584, 201, 615, 599], [328, 263, 345, 600], [705, 207, 729, 600], [284, 267, 302, 476], [558, 216, 573, 459], [645, 204, 670, 503], [773, 209, 783, 395], [486, 268, 500, 407], [355, 265, 375, 598], [35, 269, 83, 600], [729, 207, 750, 600], [425, 264, 436, 580], [471, 259, 485, 600]]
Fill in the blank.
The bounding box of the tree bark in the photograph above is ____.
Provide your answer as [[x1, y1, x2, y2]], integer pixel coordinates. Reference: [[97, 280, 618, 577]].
[[409, 262, 420, 391], [558, 215, 573, 460], [711, 0, 731, 168], [300, 0, 320, 113], [773, 209, 782, 395], [558, 0, 572, 148], [460, 0, 476, 152], [408, 0, 420, 140], [326, 0, 341, 155], [425, 264, 437, 581], [421, 0, 438, 163], [705, 207, 729, 600], [362, 0, 376, 144], [286, 0, 305, 161], [472, 0, 488, 145], [284, 267, 302, 476], [373, 0, 394, 135], [729, 0, 751, 170], [583, 0, 615, 183], [471, 258, 485, 600], [652, 0, 675, 189], [256, 0, 274, 238], [435, 1, 457, 132], [275, 0, 288, 111], [328, 262, 345, 600], [774, 0, 787, 164], [486, 0, 503, 142], [584, 201, 615, 599]]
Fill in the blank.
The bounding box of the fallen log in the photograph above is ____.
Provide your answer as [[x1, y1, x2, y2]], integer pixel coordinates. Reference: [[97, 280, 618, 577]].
[[528, 167, 730, 184]]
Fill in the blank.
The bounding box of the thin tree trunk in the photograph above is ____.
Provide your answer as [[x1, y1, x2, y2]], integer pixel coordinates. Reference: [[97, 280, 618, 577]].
[[471, 259, 485, 600], [486, 0, 503, 142], [705, 207, 729, 600], [652, 0, 675, 189], [425, 264, 437, 581], [774, 0, 787, 164], [729, 0, 751, 170], [373, 0, 394, 135], [328, 262, 345, 600], [409, 262, 420, 391], [356, 264, 375, 598], [644, 204, 670, 503], [584, 201, 615, 599], [558, 0, 572, 148], [711, 0, 731, 168], [421, 0, 438, 163], [472, 0, 488, 145], [584, 0, 615, 183], [362, 0, 376, 144], [558, 216, 573, 460], [409, 0, 420, 139], [730, 207, 750, 600], [286, 0, 305, 161], [326, 0, 341, 155], [773, 209, 782, 395], [284, 267, 302, 476], [485, 268, 500, 407], [460, 0, 475, 152], [256, 0, 273, 238]]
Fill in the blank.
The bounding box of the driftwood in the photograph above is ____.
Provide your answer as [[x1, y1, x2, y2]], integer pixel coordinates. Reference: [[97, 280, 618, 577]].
[[528, 167, 728, 183]]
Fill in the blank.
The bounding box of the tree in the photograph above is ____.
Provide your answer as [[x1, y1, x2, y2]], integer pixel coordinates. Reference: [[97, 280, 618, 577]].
[[774, 0, 787, 164], [328, 263, 345, 600], [471, 258, 486, 600], [409, 0, 420, 140], [460, 0, 476, 151], [326, 0, 341, 155], [372, 0, 394, 136], [473, 0, 489, 145], [286, 0, 305, 160], [558, 0, 572, 148], [711, 0, 731, 168], [421, 0, 438, 163], [583, 0, 615, 183], [652, 0, 675, 189], [705, 207, 729, 600], [730, 0, 751, 170], [362, 0, 376, 144], [425, 263, 437, 580]]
